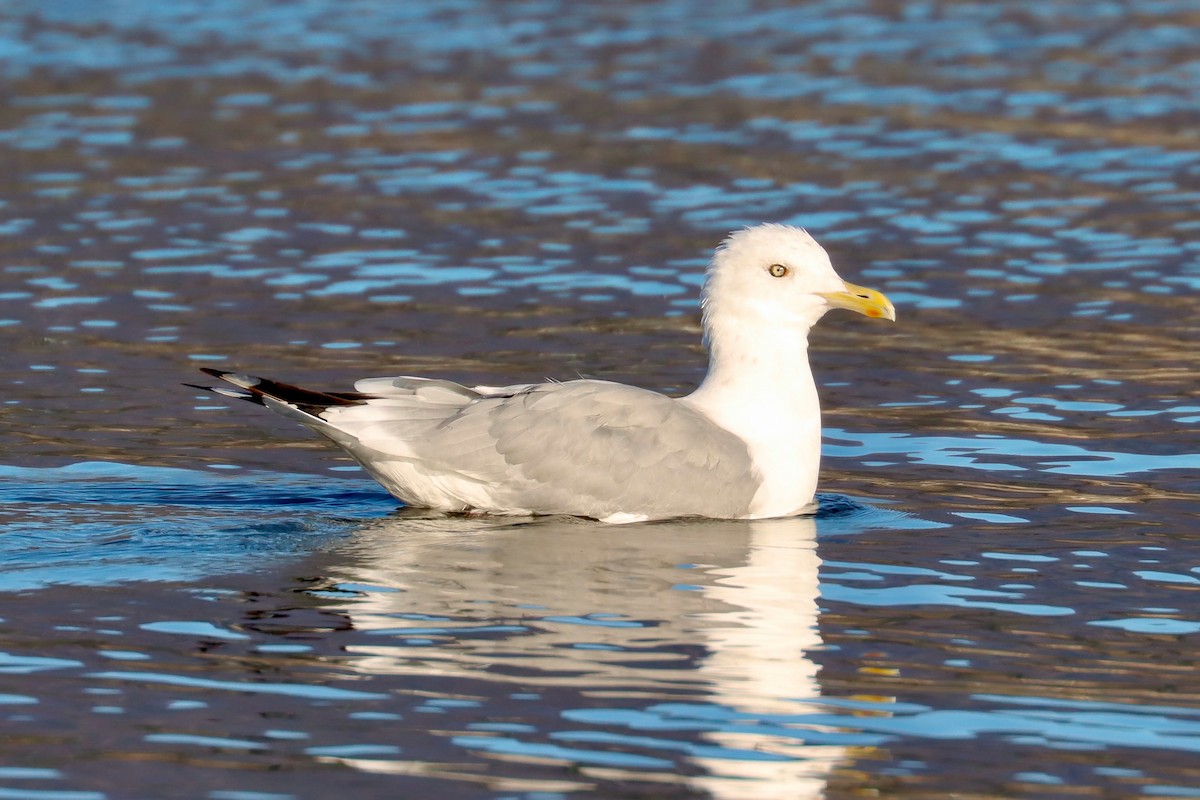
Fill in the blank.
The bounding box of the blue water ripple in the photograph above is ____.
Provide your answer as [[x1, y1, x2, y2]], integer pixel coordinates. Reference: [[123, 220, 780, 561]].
[[1088, 619, 1200, 635], [825, 430, 1200, 477], [140, 621, 251, 641], [821, 582, 1073, 616], [89, 671, 388, 700], [452, 735, 673, 769], [145, 733, 265, 750], [552, 729, 792, 762]]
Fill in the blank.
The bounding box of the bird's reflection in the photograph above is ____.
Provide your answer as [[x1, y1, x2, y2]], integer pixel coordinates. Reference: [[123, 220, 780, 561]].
[[310, 511, 845, 799]]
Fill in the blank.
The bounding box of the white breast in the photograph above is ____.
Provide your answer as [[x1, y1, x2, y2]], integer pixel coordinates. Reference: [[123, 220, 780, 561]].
[[684, 391, 822, 519]]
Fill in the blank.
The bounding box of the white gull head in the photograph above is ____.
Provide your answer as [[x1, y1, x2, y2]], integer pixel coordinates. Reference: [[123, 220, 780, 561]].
[[700, 223, 894, 352]]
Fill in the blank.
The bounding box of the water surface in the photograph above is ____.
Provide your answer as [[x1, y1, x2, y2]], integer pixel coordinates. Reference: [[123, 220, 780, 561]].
[[1, 0, 1199, 797]]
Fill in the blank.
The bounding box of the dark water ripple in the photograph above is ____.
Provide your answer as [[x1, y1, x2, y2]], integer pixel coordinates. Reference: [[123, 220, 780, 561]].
[[1, 0, 1199, 797]]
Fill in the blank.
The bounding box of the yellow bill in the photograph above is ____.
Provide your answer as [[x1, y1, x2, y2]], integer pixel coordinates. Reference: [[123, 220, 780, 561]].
[[819, 281, 896, 321]]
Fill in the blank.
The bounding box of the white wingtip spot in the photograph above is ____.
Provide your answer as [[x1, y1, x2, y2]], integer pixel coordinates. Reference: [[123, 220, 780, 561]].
[[599, 512, 650, 525], [224, 373, 262, 389]]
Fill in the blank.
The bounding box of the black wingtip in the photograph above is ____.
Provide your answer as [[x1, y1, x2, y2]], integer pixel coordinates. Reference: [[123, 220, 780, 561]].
[[183, 378, 264, 404], [194, 367, 365, 411]]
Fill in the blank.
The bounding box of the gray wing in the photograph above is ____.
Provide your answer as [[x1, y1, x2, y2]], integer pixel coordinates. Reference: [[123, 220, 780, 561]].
[[321, 379, 759, 519]]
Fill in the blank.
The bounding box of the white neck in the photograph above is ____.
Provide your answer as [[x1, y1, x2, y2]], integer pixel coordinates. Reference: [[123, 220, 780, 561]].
[[683, 313, 823, 518]]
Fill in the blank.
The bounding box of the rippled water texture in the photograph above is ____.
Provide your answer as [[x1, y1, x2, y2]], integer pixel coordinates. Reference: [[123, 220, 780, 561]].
[[1, 1, 1199, 797]]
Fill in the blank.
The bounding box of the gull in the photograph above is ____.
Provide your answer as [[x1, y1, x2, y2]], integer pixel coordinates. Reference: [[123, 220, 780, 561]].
[[195, 224, 894, 523]]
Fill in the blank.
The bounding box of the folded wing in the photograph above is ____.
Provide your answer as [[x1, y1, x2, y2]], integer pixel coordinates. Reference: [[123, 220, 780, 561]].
[[299, 378, 760, 520]]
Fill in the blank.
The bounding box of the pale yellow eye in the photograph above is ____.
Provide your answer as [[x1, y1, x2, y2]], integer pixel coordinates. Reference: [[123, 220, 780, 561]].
[[768, 263, 789, 278]]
